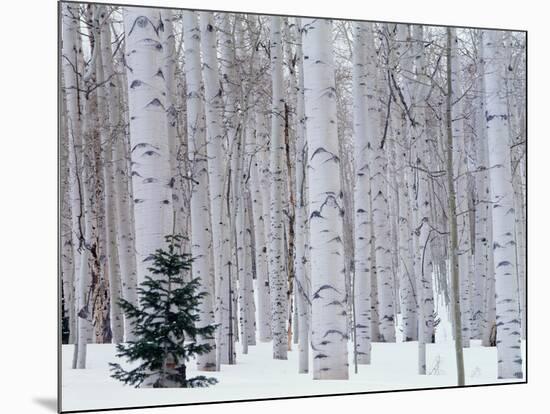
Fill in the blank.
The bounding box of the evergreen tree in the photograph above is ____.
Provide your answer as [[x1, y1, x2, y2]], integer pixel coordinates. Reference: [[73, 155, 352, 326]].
[[109, 235, 218, 388]]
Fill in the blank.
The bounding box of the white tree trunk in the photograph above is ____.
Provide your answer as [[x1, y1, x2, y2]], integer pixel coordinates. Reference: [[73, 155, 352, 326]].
[[446, 27, 466, 386], [162, 10, 187, 241], [123, 7, 173, 290], [94, 8, 124, 343], [182, 10, 217, 371], [370, 25, 396, 343], [390, 24, 418, 343], [249, 118, 272, 342], [244, 16, 272, 344], [294, 18, 310, 374], [483, 30, 523, 379], [449, 28, 472, 347], [199, 11, 235, 366], [218, 14, 241, 350], [351, 21, 372, 365], [113, 65, 139, 344], [61, 2, 83, 348], [473, 30, 492, 342], [302, 18, 349, 380], [62, 3, 95, 367], [269, 16, 289, 360], [411, 24, 435, 373]]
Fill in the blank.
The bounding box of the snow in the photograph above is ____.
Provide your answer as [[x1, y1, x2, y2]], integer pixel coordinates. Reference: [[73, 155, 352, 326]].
[[61, 309, 525, 412]]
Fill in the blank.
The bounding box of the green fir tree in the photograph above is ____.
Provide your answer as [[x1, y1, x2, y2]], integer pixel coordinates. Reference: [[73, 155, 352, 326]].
[[109, 234, 218, 388]]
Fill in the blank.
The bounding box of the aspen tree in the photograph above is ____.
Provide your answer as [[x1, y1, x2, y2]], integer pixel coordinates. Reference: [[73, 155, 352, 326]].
[[302, 18, 349, 379], [183, 10, 217, 371], [483, 29, 523, 380]]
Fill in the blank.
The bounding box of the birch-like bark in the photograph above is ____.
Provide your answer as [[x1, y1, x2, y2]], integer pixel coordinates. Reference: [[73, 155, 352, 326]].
[[371, 25, 396, 343], [294, 18, 310, 374], [282, 17, 299, 349], [302, 18, 349, 380], [477, 33, 496, 346], [182, 10, 217, 371], [483, 30, 523, 379], [237, 169, 255, 354], [449, 29, 472, 347], [245, 16, 272, 344], [111, 38, 139, 343], [231, 16, 257, 351], [218, 14, 241, 349], [162, 10, 187, 240], [123, 7, 172, 291], [366, 25, 380, 344], [83, 4, 111, 346], [388, 24, 417, 343], [60, 82, 77, 345], [352, 21, 372, 365], [472, 30, 492, 342], [95, 8, 124, 343], [61, 2, 82, 347], [249, 127, 271, 344], [199, 11, 235, 366], [63, 3, 97, 367], [446, 27, 465, 386], [269, 16, 289, 360], [411, 25, 435, 373]]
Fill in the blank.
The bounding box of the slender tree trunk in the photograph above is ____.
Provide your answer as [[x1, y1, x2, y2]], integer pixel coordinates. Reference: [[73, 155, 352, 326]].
[[95, 8, 124, 343], [199, 12, 235, 366], [449, 29, 472, 348], [446, 27, 465, 387], [391, 24, 418, 343], [294, 18, 310, 373], [60, 84, 77, 345], [219, 13, 241, 350], [370, 25, 396, 343], [352, 21, 372, 366], [61, 3, 83, 348], [244, 16, 272, 344], [411, 24, 435, 373], [162, 10, 188, 242], [183, 10, 217, 371], [269, 16, 289, 360]]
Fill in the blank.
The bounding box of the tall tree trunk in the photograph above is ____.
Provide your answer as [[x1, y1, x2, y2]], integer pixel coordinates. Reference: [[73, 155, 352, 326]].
[[162, 10, 188, 244], [446, 27, 465, 387], [411, 24, 435, 373], [302, 18, 349, 380], [199, 12, 235, 366], [95, 7, 124, 343], [182, 10, 217, 371], [61, 2, 83, 348], [123, 6, 173, 288], [351, 21, 372, 366], [449, 29, 472, 348], [294, 18, 310, 374], [219, 13, 241, 350], [391, 24, 418, 343], [483, 30, 523, 380], [269, 16, 289, 360], [245, 16, 272, 344], [371, 24, 396, 343]]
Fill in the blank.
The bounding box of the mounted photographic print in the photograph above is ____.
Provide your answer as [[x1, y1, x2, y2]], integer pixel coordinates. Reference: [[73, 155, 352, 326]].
[[58, 0, 527, 411]]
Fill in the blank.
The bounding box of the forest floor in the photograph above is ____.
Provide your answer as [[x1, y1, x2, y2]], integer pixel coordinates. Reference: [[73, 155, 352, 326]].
[[61, 311, 526, 411]]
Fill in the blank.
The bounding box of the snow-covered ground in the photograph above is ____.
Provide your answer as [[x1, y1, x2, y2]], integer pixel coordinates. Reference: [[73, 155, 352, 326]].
[[61, 311, 526, 412]]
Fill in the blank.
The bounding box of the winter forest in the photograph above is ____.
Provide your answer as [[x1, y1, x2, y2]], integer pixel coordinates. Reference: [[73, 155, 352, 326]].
[[59, 1, 526, 410]]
